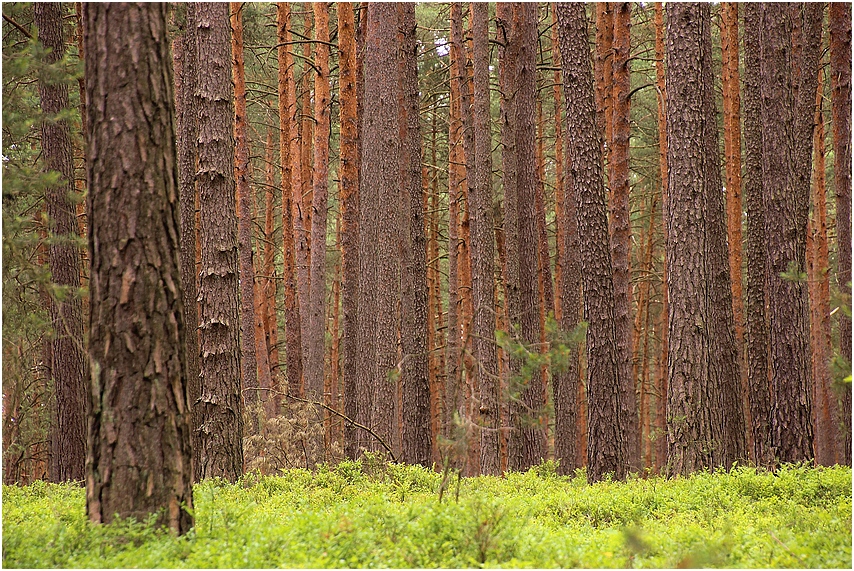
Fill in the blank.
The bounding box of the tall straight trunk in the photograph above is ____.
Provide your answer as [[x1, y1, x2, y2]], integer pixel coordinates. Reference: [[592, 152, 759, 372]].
[[809, 67, 839, 466], [506, 1, 546, 471], [295, 8, 313, 371], [653, 0, 669, 473], [277, 2, 304, 401], [263, 127, 281, 385], [84, 2, 194, 532], [251, 174, 274, 421], [194, 1, 244, 481], [761, 3, 814, 464], [665, 2, 745, 475], [595, 3, 614, 161], [445, 2, 465, 448], [360, 2, 401, 455], [173, 2, 201, 459], [35, 2, 87, 483], [338, 1, 360, 458], [398, 3, 432, 466], [721, 2, 747, 447], [535, 98, 555, 322], [830, 1, 852, 466], [742, 3, 773, 468], [557, 2, 629, 482], [609, 0, 638, 472], [231, 2, 259, 420], [551, 8, 566, 322], [306, 1, 330, 406], [470, 2, 501, 475]]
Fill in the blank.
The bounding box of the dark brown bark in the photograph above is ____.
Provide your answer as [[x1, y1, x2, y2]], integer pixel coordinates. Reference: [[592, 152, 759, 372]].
[[231, 2, 259, 426], [83, 2, 193, 532], [338, 1, 360, 458], [359, 2, 400, 455], [471, 2, 501, 476], [277, 2, 304, 402], [830, 1, 852, 466], [557, 2, 629, 482], [35, 1, 87, 483], [664, 2, 745, 475], [398, 3, 432, 466], [609, 0, 638, 472], [743, 3, 774, 468], [194, 1, 244, 481], [173, 2, 202, 460], [761, 3, 814, 464]]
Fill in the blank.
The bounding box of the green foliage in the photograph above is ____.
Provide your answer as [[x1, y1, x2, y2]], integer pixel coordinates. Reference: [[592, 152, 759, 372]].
[[3, 464, 850, 568]]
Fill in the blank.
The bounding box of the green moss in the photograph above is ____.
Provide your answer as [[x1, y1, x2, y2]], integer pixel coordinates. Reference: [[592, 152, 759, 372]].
[[2, 464, 850, 568]]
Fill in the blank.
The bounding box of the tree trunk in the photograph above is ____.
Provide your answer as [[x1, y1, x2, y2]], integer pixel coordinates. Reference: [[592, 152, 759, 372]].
[[231, 2, 259, 429], [760, 3, 814, 464], [609, 0, 638, 472], [263, 127, 281, 395], [277, 2, 304, 402], [83, 2, 193, 533], [742, 3, 774, 468], [557, 2, 630, 482], [338, 1, 360, 459], [830, 1, 852, 466], [173, 2, 202, 458], [193, 1, 244, 481], [360, 2, 401, 456], [295, 9, 313, 373], [35, 2, 87, 483]]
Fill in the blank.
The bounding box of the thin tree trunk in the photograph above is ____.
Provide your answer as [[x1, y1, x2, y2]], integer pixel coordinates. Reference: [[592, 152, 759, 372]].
[[35, 2, 87, 483], [830, 1, 852, 466], [84, 2, 193, 532], [263, 127, 281, 389], [295, 7, 313, 371], [194, 1, 244, 481], [277, 2, 304, 401], [595, 2, 613, 163]]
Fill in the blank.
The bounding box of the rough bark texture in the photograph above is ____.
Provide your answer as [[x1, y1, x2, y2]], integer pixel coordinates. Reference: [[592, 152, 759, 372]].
[[306, 1, 330, 406], [173, 2, 202, 459], [595, 2, 613, 160], [830, 1, 852, 466], [470, 2, 501, 476], [742, 3, 774, 468], [760, 3, 814, 465], [664, 2, 745, 475], [337, 1, 360, 458], [83, 2, 194, 533], [359, 2, 400, 456], [398, 3, 432, 466], [609, 0, 638, 472], [505, 1, 546, 471], [194, 1, 244, 481], [231, 2, 259, 424], [35, 1, 87, 483], [277, 2, 304, 401], [557, 2, 629, 482]]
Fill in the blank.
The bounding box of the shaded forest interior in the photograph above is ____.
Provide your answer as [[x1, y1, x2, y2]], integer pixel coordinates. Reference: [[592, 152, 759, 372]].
[[2, 1, 851, 532]]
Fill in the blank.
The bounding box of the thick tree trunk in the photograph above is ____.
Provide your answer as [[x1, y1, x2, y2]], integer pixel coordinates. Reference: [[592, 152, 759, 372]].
[[231, 2, 260, 427], [84, 2, 193, 533], [830, 1, 852, 466], [557, 2, 630, 482], [194, 1, 244, 481], [338, 1, 360, 459], [35, 2, 87, 483], [277, 2, 304, 401], [761, 3, 814, 464]]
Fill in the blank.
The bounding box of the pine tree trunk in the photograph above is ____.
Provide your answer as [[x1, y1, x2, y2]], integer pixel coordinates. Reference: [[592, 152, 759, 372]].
[[194, 1, 244, 481], [398, 3, 432, 466], [277, 2, 304, 402], [263, 127, 281, 389], [35, 2, 87, 483], [830, 1, 852, 466], [84, 2, 194, 532], [295, 8, 313, 372], [557, 2, 630, 482], [761, 3, 814, 464]]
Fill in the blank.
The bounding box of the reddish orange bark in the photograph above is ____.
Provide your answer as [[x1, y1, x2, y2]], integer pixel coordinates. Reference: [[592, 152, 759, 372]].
[[264, 127, 281, 382], [551, 6, 565, 321], [595, 2, 614, 160]]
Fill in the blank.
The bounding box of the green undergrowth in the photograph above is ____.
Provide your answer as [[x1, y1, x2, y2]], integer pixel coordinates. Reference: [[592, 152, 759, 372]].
[[2, 462, 851, 568]]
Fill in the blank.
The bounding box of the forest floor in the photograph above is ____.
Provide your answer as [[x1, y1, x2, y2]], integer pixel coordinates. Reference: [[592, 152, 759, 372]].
[[1, 462, 851, 568]]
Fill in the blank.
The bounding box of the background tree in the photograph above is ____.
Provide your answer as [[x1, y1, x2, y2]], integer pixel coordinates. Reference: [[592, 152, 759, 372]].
[[194, 1, 244, 481], [83, 1, 193, 533]]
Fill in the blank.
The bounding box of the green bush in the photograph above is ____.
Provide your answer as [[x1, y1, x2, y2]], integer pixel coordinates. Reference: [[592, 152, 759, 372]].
[[2, 463, 851, 568]]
